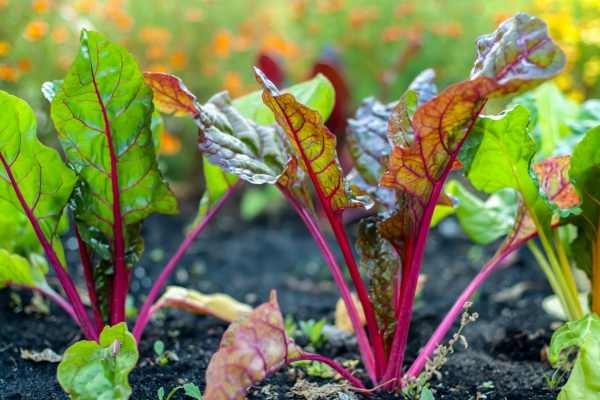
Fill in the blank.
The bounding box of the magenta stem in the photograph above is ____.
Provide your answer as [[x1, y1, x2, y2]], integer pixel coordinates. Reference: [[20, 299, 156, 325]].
[[74, 224, 105, 330], [132, 180, 242, 342], [277, 184, 377, 384], [290, 353, 370, 393], [88, 70, 127, 326], [8, 282, 78, 322], [0, 154, 98, 342]]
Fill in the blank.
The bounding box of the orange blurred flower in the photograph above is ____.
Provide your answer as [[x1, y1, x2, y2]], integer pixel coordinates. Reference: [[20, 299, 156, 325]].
[[213, 29, 232, 59], [223, 71, 243, 97], [493, 12, 513, 28], [115, 14, 134, 31], [382, 25, 403, 42], [431, 22, 445, 36], [394, 2, 415, 18], [447, 22, 463, 38], [159, 130, 181, 155], [233, 37, 252, 52], [58, 54, 74, 70], [0, 0, 7, 10], [202, 63, 218, 77], [74, 0, 96, 12], [169, 51, 187, 70], [139, 27, 172, 45], [185, 8, 204, 22], [0, 64, 18, 82], [24, 20, 49, 41], [262, 33, 299, 58], [0, 41, 10, 57], [17, 58, 33, 72], [146, 45, 165, 60], [147, 64, 169, 73], [52, 27, 69, 44], [33, 0, 52, 13], [317, 0, 344, 14]]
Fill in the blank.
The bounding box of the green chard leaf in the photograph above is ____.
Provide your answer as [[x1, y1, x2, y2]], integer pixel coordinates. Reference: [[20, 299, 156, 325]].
[[0, 249, 49, 291], [0, 197, 44, 256], [50, 30, 178, 321], [549, 313, 600, 399], [0, 90, 76, 268], [58, 322, 138, 400], [233, 73, 335, 126]]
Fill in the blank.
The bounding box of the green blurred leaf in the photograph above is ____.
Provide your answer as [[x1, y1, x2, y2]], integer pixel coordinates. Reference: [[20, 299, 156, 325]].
[[233, 73, 335, 125], [444, 180, 517, 245], [0, 90, 76, 268], [0, 197, 43, 256], [58, 322, 138, 400], [0, 249, 50, 291], [151, 108, 164, 152], [240, 185, 285, 221], [41, 80, 63, 103], [549, 313, 600, 399]]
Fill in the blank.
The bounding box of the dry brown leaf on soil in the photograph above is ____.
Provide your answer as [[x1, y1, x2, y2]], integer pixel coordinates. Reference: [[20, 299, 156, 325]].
[[20, 348, 62, 363]]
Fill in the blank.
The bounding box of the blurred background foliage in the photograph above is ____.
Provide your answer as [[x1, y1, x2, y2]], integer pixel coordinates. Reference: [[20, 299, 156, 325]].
[[0, 0, 598, 194]]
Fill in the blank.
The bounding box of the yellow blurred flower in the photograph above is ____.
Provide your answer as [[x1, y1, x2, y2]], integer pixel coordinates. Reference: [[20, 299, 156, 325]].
[[52, 27, 69, 44], [581, 24, 600, 47], [0, 0, 7, 10], [74, 0, 96, 12], [583, 57, 600, 87], [159, 130, 181, 156], [185, 8, 204, 22], [146, 45, 165, 61], [0, 64, 19, 82], [554, 73, 572, 91], [213, 29, 232, 59], [0, 41, 10, 57], [17, 58, 33, 72], [568, 89, 585, 104], [33, 0, 52, 13], [169, 51, 187, 70], [23, 20, 49, 41]]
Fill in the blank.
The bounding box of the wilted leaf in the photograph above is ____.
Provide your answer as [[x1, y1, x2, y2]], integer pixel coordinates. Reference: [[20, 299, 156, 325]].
[[549, 313, 600, 399], [356, 217, 399, 343], [256, 68, 373, 216], [0, 90, 76, 267], [335, 293, 366, 333], [155, 286, 253, 323], [20, 348, 63, 363], [143, 72, 199, 116], [204, 291, 304, 400], [233, 74, 335, 126], [57, 322, 138, 399], [196, 91, 287, 184]]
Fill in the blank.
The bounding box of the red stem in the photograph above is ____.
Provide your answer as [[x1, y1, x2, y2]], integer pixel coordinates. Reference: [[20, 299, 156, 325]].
[[8, 282, 77, 322], [277, 184, 377, 384], [289, 353, 370, 393], [74, 224, 104, 330], [88, 63, 127, 326], [0, 154, 98, 341], [132, 180, 242, 342]]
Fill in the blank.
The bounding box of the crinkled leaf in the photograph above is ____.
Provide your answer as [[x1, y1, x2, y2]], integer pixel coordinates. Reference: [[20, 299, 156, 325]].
[[444, 180, 517, 245], [0, 90, 76, 268], [156, 286, 253, 323], [191, 158, 239, 231], [58, 322, 138, 400], [407, 68, 438, 107], [233, 74, 335, 126], [356, 217, 399, 343], [51, 29, 177, 260], [41, 80, 63, 103], [204, 291, 304, 400], [143, 72, 199, 116], [255, 68, 373, 216], [196, 91, 287, 184], [549, 313, 600, 399]]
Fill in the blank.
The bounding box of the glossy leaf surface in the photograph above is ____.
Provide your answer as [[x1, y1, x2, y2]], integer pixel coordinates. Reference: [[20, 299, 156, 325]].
[[58, 323, 138, 399], [204, 291, 304, 400], [0, 90, 76, 267]]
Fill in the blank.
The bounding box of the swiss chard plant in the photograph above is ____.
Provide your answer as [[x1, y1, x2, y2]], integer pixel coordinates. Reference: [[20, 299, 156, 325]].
[[156, 12, 568, 397]]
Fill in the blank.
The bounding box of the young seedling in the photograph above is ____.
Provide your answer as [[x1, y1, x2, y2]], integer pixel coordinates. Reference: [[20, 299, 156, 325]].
[[157, 383, 202, 400], [299, 318, 330, 349]]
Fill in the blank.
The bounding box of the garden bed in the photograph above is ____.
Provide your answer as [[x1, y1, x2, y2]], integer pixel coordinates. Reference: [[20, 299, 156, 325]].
[[0, 199, 562, 400]]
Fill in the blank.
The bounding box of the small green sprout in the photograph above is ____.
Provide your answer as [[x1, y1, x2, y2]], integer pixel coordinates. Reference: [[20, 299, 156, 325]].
[[298, 317, 329, 348], [157, 383, 202, 399], [153, 340, 177, 366]]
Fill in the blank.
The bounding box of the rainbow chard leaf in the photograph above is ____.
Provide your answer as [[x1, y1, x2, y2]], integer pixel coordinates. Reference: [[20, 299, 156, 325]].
[[379, 13, 565, 380], [51, 30, 178, 324], [143, 72, 199, 116], [549, 313, 600, 399], [356, 217, 399, 345], [58, 322, 138, 400], [196, 91, 288, 184], [407, 68, 438, 107], [568, 127, 600, 313], [233, 73, 335, 126], [203, 291, 305, 400]]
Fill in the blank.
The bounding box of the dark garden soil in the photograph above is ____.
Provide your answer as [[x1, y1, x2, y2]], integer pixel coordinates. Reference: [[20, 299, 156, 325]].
[[0, 198, 565, 400]]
